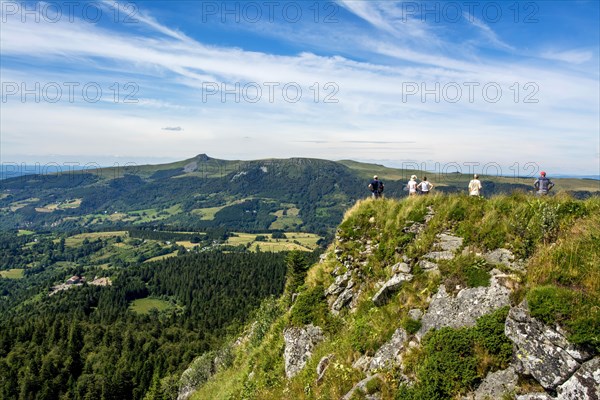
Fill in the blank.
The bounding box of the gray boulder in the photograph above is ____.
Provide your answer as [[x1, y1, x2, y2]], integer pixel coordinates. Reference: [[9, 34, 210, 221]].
[[516, 394, 555, 400], [408, 308, 423, 320], [557, 357, 600, 400], [331, 287, 355, 314], [423, 250, 455, 261], [326, 271, 351, 296], [505, 302, 592, 390], [283, 325, 324, 378], [369, 328, 407, 371], [372, 273, 413, 306], [418, 259, 439, 272], [485, 248, 525, 272], [464, 366, 518, 400], [391, 262, 411, 274], [417, 274, 511, 340], [316, 354, 335, 383], [352, 354, 372, 371], [436, 232, 464, 252], [177, 352, 215, 400], [342, 374, 383, 400], [421, 233, 463, 262]]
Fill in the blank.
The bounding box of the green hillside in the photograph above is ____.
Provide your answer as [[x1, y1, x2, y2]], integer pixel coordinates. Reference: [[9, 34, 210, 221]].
[[1, 155, 596, 235], [187, 193, 600, 400]]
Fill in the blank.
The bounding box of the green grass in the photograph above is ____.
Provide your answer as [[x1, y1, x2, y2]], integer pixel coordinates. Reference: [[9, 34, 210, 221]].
[[17, 229, 35, 236], [191, 206, 226, 220], [225, 232, 321, 252], [268, 207, 303, 230], [129, 298, 175, 314], [65, 231, 128, 246], [0, 269, 25, 279], [144, 251, 179, 263]]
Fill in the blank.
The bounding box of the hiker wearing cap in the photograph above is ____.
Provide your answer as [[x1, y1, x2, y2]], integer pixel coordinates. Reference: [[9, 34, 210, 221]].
[[469, 174, 482, 196], [417, 176, 434, 195], [407, 175, 418, 196], [369, 175, 384, 198], [534, 171, 554, 196]]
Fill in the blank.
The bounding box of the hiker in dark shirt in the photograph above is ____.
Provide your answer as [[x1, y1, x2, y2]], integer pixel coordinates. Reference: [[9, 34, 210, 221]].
[[369, 175, 384, 199], [533, 171, 555, 196]]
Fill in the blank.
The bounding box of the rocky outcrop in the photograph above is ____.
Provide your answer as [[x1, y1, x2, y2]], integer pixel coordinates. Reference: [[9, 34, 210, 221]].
[[283, 325, 324, 378], [342, 374, 383, 400], [368, 328, 408, 371], [177, 346, 232, 400], [402, 206, 435, 235], [517, 394, 554, 400], [418, 232, 464, 272], [178, 352, 214, 400], [557, 357, 600, 399], [417, 271, 511, 340], [372, 273, 413, 306], [316, 354, 335, 383], [484, 248, 525, 272], [505, 302, 593, 390], [463, 366, 518, 400], [352, 354, 372, 371]]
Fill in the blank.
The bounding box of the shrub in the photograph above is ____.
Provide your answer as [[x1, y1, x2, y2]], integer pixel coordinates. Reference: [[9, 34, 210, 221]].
[[417, 327, 478, 398], [365, 376, 383, 394], [527, 285, 575, 325], [289, 285, 328, 326], [401, 317, 422, 335], [473, 307, 513, 369]]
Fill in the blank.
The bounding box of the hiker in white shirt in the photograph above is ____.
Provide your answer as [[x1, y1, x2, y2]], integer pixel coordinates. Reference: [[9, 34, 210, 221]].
[[407, 175, 418, 196], [469, 174, 482, 196], [417, 176, 434, 195]]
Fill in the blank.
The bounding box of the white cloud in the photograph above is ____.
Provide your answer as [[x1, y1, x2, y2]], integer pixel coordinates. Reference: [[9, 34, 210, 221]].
[[540, 49, 594, 64], [0, 1, 598, 174]]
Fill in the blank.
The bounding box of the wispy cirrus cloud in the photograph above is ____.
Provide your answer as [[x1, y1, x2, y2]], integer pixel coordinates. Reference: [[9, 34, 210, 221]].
[[0, 0, 598, 174]]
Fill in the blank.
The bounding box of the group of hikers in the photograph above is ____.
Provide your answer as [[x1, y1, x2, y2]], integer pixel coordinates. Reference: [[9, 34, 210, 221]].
[[368, 171, 555, 198]]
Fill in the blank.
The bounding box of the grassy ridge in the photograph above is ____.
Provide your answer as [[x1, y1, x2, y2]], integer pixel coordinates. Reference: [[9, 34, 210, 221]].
[[191, 193, 599, 400]]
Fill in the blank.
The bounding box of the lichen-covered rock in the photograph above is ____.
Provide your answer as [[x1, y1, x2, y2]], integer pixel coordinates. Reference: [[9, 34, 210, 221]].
[[436, 232, 464, 252], [423, 250, 455, 261], [516, 394, 554, 400], [391, 262, 411, 274], [331, 287, 355, 314], [417, 273, 510, 340], [505, 302, 591, 390], [316, 354, 335, 383], [283, 325, 324, 378], [352, 354, 372, 371], [418, 259, 439, 272], [369, 328, 407, 371], [557, 357, 600, 400], [484, 248, 525, 272], [463, 366, 518, 400], [408, 308, 423, 320], [421, 233, 463, 262], [326, 271, 351, 296], [342, 374, 383, 400], [372, 273, 413, 306], [177, 352, 215, 400]]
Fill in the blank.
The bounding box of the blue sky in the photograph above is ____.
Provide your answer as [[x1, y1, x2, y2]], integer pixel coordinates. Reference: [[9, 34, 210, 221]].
[[1, 0, 599, 175]]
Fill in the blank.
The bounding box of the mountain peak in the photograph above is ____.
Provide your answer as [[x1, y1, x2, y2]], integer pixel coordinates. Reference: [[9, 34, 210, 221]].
[[195, 154, 211, 162]]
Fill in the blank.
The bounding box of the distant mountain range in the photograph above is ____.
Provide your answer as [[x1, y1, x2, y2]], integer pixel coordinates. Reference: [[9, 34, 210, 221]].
[[0, 154, 598, 233]]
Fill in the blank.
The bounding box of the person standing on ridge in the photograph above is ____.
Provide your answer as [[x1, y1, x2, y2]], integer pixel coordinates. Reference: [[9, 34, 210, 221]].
[[407, 175, 418, 197], [369, 175, 384, 198], [469, 174, 483, 196], [534, 171, 554, 196], [417, 176, 434, 195]]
